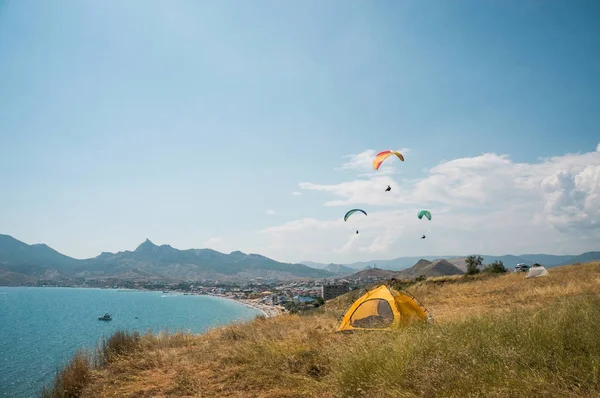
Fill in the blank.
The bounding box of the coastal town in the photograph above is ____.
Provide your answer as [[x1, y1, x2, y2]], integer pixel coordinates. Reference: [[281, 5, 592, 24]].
[[24, 273, 396, 317]]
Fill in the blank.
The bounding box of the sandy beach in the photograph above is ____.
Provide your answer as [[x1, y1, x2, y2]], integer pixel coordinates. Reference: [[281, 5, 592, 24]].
[[206, 293, 284, 318]]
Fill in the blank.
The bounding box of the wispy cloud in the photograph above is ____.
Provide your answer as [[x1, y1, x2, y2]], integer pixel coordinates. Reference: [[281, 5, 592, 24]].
[[266, 209, 276, 216], [292, 191, 302, 196]]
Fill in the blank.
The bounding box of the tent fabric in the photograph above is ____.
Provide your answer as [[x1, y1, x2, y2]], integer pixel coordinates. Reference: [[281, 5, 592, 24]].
[[337, 285, 430, 332], [526, 265, 549, 278]]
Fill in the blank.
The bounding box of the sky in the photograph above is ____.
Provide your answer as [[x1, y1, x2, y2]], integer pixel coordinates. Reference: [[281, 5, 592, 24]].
[[1, 0, 599, 264]]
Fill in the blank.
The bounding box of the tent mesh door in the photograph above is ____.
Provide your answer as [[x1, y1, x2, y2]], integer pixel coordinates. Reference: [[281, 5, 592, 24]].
[[350, 299, 394, 328]]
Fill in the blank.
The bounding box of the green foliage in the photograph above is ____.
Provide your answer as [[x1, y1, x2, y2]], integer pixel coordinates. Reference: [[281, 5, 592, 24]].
[[284, 301, 300, 314], [465, 255, 483, 275], [484, 260, 507, 274]]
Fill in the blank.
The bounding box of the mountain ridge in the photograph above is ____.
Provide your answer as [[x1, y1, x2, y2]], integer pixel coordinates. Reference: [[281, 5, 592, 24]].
[[302, 251, 600, 272], [0, 234, 332, 285], [2, 234, 599, 285]]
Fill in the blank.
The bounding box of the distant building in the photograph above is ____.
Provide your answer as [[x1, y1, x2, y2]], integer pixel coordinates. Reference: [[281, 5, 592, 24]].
[[321, 282, 349, 301]]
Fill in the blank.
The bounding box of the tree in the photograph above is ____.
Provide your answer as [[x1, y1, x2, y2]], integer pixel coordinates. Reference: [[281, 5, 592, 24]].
[[484, 260, 506, 274], [465, 255, 483, 275]]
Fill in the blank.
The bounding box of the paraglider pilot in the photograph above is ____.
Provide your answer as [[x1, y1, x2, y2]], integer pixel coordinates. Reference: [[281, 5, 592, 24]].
[[356, 230, 359, 234]]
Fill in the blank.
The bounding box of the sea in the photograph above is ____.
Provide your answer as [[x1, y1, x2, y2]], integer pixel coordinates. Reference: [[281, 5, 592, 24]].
[[0, 287, 262, 397]]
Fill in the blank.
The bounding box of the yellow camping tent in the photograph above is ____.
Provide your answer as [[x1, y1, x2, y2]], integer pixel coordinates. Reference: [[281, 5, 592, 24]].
[[337, 285, 431, 332]]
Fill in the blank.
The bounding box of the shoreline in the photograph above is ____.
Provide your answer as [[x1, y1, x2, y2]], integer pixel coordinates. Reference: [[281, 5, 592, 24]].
[[1, 286, 285, 318], [206, 293, 283, 318]]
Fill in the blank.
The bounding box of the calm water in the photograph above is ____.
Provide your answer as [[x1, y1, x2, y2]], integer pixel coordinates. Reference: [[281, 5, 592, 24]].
[[0, 287, 261, 397]]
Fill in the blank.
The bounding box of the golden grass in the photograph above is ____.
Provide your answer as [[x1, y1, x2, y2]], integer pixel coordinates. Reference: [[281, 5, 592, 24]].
[[43, 261, 600, 398]]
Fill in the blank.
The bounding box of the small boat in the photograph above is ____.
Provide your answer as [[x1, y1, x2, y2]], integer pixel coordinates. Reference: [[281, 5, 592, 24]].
[[98, 313, 112, 321]]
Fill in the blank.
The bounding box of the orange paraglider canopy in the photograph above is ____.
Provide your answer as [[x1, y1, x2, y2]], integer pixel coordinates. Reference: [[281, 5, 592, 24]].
[[373, 150, 404, 170]]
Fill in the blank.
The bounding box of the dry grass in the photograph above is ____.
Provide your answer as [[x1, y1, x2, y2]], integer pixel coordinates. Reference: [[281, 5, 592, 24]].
[[43, 262, 600, 398], [410, 261, 600, 323], [40, 350, 93, 398]]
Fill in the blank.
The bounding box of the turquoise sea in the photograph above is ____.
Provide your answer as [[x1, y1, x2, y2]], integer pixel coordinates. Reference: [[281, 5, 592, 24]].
[[0, 287, 261, 397]]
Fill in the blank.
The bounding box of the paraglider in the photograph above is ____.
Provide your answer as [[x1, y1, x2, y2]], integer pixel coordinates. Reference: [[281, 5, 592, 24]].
[[418, 210, 431, 239], [373, 150, 404, 170], [344, 209, 367, 222], [417, 210, 432, 221], [385, 185, 391, 192], [344, 209, 367, 235]]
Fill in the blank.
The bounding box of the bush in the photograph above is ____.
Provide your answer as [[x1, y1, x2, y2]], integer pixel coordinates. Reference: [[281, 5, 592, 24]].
[[484, 260, 507, 274], [465, 255, 483, 275]]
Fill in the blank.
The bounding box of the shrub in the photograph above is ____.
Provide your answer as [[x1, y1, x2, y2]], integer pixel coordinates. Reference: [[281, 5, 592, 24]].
[[465, 255, 483, 275], [484, 260, 507, 274]]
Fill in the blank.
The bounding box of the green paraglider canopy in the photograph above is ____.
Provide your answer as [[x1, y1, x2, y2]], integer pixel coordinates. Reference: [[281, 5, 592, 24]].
[[344, 209, 367, 222], [417, 210, 432, 221]]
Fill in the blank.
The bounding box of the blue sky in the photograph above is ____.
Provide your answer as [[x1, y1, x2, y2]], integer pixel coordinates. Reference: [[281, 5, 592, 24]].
[[1, 1, 599, 263]]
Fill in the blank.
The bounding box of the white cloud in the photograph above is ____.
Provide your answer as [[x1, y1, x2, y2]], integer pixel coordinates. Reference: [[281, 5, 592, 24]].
[[260, 145, 600, 263], [266, 209, 276, 216], [292, 191, 302, 196]]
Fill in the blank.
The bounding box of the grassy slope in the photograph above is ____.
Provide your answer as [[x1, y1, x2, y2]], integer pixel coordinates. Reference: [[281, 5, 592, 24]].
[[45, 262, 600, 398]]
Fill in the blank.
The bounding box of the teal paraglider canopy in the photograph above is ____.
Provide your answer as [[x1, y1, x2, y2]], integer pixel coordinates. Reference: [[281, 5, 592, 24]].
[[417, 210, 432, 221], [344, 209, 367, 222]]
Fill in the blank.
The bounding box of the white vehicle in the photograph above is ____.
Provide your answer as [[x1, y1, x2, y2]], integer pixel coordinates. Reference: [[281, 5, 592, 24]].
[[514, 263, 530, 272]]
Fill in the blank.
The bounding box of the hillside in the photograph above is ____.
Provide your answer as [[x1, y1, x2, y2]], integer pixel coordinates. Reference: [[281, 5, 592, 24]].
[[302, 256, 454, 271], [45, 261, 600, 397], [0, 234, 79, 273], [321, 263, 356, 275], [344, 258, 464, 281], [0, 235, 332, 285], [303, 252, 600, 272], [344, 267, 399, 281], [399, 259, 464, 278]]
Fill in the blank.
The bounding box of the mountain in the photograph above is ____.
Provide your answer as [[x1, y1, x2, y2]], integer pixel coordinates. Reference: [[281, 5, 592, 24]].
[[2, 233, 598, 286], [346, 256, 459, 271], [398, 259, 464, 278], [304, 252, 600, 272], [0, 235, 333, 286], [322, 263, 356, 275], [300, 261, 330, 270], [518, 254, 575, 266], [345, 268, 399, 281], [0, 234, 79, 274], [299, 261, 355, 275], [562, 252, 600, 265], [344, 258, 464, 281], [302, 256, 457, 272]]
